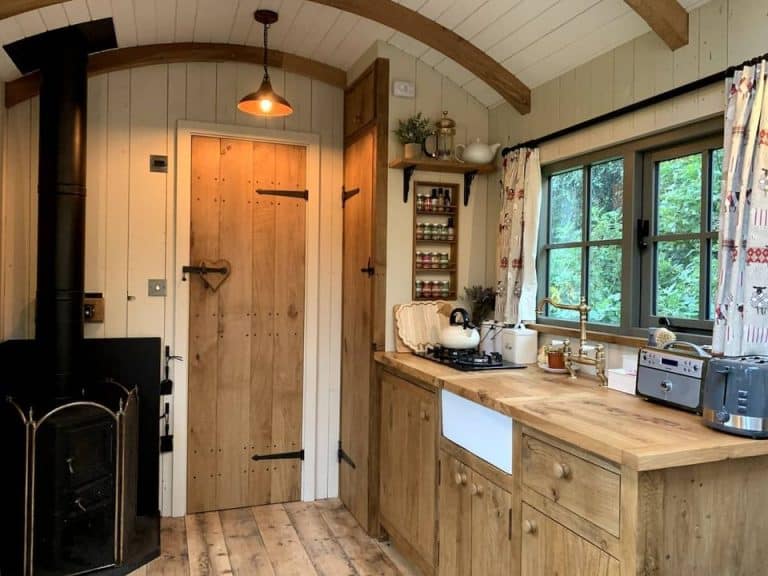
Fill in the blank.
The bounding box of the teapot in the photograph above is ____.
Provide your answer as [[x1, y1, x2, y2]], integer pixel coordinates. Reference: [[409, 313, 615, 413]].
[[455, 139, 501, 164], [440, 308, 481, 349]]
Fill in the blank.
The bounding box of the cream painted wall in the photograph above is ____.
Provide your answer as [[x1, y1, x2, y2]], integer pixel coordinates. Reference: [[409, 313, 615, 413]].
[[487, 0, 766, 366], [0, 62, 344, 515], [350, 41, 492, 351]]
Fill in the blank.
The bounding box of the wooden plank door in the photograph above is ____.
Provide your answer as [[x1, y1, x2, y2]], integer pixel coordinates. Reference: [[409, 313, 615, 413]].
[[187, 136, 306, 513], [339, 129, 374, 528]]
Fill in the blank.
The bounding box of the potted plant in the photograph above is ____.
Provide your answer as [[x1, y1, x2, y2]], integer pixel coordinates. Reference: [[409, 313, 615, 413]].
[[394, 112, 433, 159], [463, 285, 496, 324]]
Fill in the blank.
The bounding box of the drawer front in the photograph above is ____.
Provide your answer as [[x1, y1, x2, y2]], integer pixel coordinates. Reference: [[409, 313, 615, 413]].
[[521, 435, 620, 536]]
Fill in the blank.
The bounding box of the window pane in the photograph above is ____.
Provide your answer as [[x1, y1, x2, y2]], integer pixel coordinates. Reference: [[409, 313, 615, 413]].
[[709, 239, 718, 319], [547, 247, 582, 321], [550, 169, 583, 243], [655, 240, 700, 319], [588, 245, 621, 325], [589, 159, 623, 241], [711, 148, 723, 231], [657, 153, 702, 235]]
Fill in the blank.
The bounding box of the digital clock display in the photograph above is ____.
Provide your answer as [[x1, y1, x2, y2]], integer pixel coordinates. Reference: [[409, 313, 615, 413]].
[[662, 358, 678, 367]]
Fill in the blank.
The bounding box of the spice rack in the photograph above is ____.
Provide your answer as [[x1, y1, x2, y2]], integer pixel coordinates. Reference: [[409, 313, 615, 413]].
[[413, 181, 459, 301]]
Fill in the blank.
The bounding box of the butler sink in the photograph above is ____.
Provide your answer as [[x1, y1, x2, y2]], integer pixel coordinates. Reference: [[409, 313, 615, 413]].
[[441, 389, 513, 473]]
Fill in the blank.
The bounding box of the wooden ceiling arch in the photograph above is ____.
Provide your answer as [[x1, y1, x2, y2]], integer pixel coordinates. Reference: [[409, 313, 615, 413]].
[[5, 42, 347, 107], [0, 0, 532, 114]]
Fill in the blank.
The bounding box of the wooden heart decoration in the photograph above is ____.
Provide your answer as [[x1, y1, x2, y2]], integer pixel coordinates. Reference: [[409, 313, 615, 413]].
[[199, 259, 231, 292]]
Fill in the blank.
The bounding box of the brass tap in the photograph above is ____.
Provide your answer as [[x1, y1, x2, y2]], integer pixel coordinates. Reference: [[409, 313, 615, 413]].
[[537, 297, 608, 387]]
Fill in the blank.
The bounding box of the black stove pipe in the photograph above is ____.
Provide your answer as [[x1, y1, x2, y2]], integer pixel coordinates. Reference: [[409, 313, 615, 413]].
[[35, 32, 88, 397]]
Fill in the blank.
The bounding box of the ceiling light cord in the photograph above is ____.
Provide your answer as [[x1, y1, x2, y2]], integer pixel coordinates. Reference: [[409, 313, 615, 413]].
[[263, 22, 270, 81]]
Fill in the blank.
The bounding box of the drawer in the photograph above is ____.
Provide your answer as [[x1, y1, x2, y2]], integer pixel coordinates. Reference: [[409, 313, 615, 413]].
[[521, 435, 620, 537]]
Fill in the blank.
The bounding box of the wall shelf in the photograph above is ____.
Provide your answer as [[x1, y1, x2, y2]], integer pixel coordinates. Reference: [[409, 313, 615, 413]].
[[390, 158, 495, 205]]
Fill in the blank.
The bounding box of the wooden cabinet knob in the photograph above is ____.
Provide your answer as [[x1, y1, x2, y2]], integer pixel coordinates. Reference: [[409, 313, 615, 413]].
[[553, 462, 572, 479], [454, 472, 467, 486], [420, 409, 430, 421], [470, 483, 484, 496], [523, 519, 538, 535]]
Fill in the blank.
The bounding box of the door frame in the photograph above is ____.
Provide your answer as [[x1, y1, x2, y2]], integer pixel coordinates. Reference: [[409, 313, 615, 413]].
[[172, 120, 321, 517]]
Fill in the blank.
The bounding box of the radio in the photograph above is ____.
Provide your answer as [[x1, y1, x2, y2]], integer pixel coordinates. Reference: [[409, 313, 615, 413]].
[[635, 342, 710, 413]]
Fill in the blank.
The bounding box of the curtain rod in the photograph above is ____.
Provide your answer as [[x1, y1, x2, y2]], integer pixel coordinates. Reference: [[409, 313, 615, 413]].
[[501, 50, 768, 157]]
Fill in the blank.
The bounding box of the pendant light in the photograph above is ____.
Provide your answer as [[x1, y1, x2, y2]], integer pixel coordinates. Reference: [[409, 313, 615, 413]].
[[238, 10, 293, 117]]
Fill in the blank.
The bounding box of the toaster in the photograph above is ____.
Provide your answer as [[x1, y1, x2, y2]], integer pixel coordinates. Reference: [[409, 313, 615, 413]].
[[702, 356, 768, 438], [636, 342, 709, 412]]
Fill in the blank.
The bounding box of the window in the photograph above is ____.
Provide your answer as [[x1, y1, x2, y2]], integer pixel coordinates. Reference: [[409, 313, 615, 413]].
[[640, 138, 722, 331], [538, 119, 723, 338], [542, 159, 624, 325]]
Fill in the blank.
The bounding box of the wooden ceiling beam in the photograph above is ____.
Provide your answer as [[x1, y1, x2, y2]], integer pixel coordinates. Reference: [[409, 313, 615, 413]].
[[5, 42, 347, 107], [624, 0, 689, 50], [0, 0, 60, 20], [0, 0, 531, 112], [306, 0, 530, 113]]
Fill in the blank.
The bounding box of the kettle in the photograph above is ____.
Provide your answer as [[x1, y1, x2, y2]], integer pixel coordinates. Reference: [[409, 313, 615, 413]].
[[455, 139, 501, 164], [440, 308, 481, 349]]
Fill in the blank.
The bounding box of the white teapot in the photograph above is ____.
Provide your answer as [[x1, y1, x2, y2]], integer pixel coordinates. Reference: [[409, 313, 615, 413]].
[[454, 139, 501, 164]]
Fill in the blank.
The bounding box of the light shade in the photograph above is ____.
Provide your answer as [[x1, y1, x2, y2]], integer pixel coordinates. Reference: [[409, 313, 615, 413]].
[[238, 76, 293, 117]]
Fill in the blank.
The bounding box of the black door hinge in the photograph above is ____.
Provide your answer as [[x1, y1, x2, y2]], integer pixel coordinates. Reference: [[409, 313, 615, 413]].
[[338, 441, 356, 469], [251, 449, 305, 461], [360, 257, 375, 277], [342, 186, 360, 206]]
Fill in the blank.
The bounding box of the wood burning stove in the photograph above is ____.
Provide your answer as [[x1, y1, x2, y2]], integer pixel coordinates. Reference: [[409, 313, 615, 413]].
[[0, 19, 160, 576]]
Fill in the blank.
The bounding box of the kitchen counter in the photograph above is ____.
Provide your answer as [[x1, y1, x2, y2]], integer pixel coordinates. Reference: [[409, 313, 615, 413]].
[[375, 352, 768, 471]]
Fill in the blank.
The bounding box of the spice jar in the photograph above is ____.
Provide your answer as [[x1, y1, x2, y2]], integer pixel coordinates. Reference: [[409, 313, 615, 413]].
[[440, 281, 449, 298], [416, 222, 424, 240], [416, 193, 424, 212], [440, 252, 449, 268], [431, 252, 439, 269], [415, 280, 423, 298], [426, 223, 434, 240]]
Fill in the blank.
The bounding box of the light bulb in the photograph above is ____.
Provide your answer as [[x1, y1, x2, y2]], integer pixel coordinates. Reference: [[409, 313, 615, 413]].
[[259, 99, 273, 113]]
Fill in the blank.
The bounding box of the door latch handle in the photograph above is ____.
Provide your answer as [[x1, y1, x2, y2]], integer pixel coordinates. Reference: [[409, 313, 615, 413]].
[[360, 258, 375, 277]]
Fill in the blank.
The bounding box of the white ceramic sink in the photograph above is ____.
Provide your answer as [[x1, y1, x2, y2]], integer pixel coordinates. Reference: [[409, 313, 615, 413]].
[[441, 389, 513, 474]]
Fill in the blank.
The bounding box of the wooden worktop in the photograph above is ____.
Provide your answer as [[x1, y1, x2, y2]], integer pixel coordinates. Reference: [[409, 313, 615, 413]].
[[375, 352, 768, 471]]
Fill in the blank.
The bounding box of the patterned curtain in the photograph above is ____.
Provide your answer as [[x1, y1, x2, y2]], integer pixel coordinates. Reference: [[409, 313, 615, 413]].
[[713, 61, 768, 355], [495, 147, 541, 324]]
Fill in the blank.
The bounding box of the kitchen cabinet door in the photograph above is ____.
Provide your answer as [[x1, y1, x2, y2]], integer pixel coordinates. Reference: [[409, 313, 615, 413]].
[[438, 452, 471, 576], [344, 67, 376, 138], [470, 471, 513, 576], [379, 371, 437, 571], [521, 504, 620, 576]]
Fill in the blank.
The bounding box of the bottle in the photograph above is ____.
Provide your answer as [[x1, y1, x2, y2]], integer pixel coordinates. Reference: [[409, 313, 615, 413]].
[[447, 218, 455, 241], [435, 189, 444, 212], [444, 188, 452, 209], [430, 189, 438, 212]]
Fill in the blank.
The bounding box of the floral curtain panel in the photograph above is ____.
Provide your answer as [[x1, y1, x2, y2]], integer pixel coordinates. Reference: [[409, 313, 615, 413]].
[[495, 147, 541, 324], [713, 60, 768, 355]]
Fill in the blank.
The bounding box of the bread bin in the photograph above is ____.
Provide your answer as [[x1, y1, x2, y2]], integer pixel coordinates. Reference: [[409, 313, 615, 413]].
[[501, 323, 538, 364]]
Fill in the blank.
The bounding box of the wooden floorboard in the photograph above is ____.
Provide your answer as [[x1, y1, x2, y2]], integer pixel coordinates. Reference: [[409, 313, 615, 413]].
[[132, 500, 418, 576]]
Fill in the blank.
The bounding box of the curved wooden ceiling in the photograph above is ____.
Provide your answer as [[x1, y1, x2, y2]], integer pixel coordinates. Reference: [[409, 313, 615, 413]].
[[0, 0, 699, 111]]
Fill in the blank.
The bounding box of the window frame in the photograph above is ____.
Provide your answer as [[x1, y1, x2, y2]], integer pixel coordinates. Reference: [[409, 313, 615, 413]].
[[537, 117, 723, 340], [639, 135, 723, 333]]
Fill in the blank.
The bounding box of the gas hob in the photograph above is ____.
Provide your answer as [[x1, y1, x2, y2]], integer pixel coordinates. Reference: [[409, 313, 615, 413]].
[[415, 346, 526, 371]]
